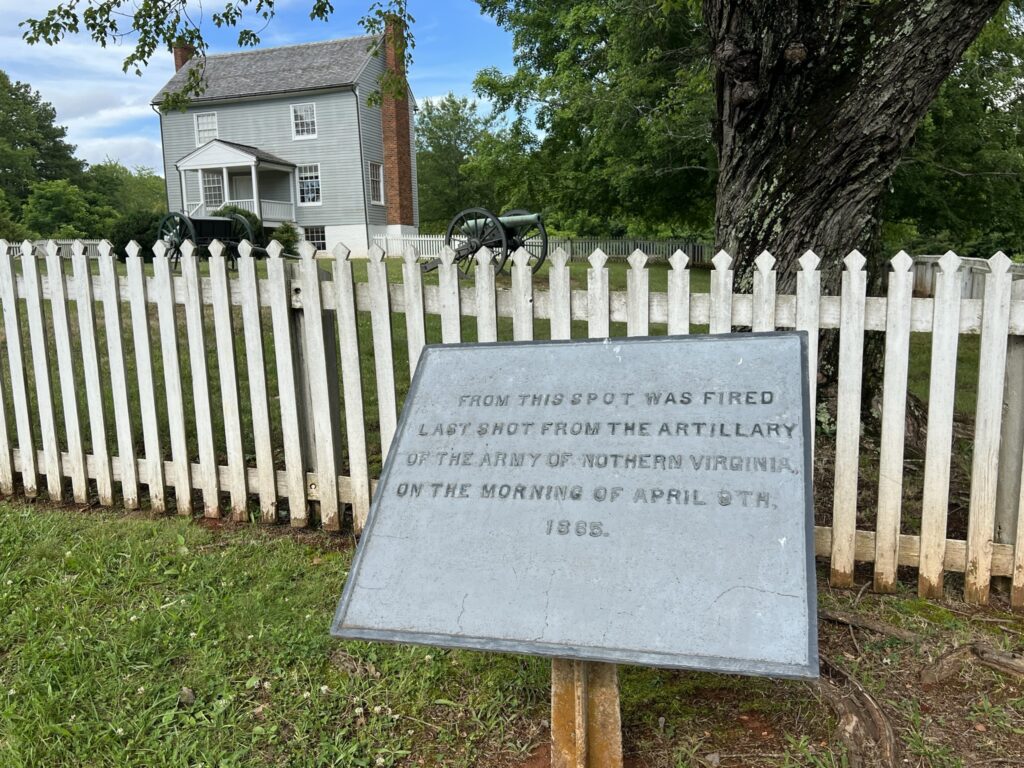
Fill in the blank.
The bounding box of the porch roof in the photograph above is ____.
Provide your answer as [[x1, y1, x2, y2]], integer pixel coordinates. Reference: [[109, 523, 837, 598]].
[[176, 139, 295, 172]]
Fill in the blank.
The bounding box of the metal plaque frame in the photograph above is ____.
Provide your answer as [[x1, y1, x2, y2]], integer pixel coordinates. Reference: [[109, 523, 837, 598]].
[[331, 332, 818, 679]]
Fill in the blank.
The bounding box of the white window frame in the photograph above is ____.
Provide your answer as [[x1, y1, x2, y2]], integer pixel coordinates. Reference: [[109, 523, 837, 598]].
[[291, 103, 318, 140], [296, 163, 322, 206], [201, 169, 225, 209], [368, 161, 384, 206], [194, 112, 218, 145]]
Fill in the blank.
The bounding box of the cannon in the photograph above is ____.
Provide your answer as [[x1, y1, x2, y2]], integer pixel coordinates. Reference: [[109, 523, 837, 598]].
[[423, 207, 548, 275], [156, 211, 259, 271]]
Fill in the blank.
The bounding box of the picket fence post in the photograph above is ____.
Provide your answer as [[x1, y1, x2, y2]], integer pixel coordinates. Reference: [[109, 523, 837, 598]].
[[438, 246, 461, 344], [587, 249, 609, 338], [23, 241, 63, 500], [831, 250, 867, 588], [0, 240, 26, 496], [965, 252, 1014, 604], [667, 251, 690, 336], [709, 251, 732, 334], [751, 251, 776, 332], [266, 241, 308, 523], [209, 241, 248, 520], [154, 240, 192, 514], [476, 248, 498, 342], [626, 250, 649, 337], [298, 241, 341, 530], [918, 252, 964, 598], [182, 241, 219, 517], [99, 241, 138, 508], [873, 252, 914, 592], [512, 248, 534, 340], [333, 242, 371, 532], [367, 244, 398, 459], [547, 248, 571, 341], [401, 245, 427, 372], [238, 241, 276, 521], [795, 251, 821, 461], [46, 241, 87, 503], [126, 241, 165, 512], [72, 240, 113, 505]]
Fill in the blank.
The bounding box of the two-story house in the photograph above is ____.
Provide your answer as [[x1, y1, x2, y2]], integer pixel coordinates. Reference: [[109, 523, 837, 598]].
[[152, 31, 418, 256]]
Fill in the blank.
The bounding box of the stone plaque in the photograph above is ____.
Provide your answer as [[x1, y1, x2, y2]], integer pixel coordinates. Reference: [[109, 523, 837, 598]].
[[332, 333, 818, 678]]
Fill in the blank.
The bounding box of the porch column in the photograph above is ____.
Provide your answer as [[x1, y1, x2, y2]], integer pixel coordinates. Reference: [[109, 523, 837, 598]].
[[222, 167, 230, 208], [289, 168, 295, 220], [251, 163, 261, 220], [197, 169, 206, 214], [179, 169, 188, 213]]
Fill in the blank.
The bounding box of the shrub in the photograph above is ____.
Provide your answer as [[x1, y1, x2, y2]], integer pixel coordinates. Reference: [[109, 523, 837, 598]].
[[108, 209, 163, 258], [270, 221, 300, 256]]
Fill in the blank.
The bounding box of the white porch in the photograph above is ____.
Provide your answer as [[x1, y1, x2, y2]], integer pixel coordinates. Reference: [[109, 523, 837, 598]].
[[176, 140, 297, 226]]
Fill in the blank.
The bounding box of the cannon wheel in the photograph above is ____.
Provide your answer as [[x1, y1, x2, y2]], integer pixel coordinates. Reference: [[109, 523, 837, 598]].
[[501, 209, 548, 274], [157, 212, 196, 271], [443, 207, 508, 276], [224, 213, 255, 271]]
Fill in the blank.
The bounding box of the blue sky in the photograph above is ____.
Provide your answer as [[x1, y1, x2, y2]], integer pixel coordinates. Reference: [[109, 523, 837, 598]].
[[0, 0, 515, 173]]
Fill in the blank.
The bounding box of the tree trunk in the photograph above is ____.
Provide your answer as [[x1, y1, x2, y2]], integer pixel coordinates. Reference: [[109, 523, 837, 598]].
[[704, 0, 1002, 298]]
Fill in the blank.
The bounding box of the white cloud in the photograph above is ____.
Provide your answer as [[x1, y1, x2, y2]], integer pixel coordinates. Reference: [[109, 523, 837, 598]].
[[0, 3, 170, 175], [75, 136, 163, 171]]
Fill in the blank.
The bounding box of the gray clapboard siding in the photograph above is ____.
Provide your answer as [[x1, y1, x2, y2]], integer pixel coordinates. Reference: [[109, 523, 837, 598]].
[[162, 90, 367, 227]]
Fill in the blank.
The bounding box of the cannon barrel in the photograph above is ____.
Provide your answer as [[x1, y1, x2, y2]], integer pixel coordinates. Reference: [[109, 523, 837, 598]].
[[497, 213, 543, 229], [459, 212, 543, 237]]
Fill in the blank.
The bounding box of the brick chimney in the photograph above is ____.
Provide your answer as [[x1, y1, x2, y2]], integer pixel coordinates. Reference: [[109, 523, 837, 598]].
[[380, 16, 415, 228], [173, 42, 195, 72]]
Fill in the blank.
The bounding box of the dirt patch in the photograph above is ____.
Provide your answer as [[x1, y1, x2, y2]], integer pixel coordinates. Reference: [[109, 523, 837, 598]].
[[501, 582, 1024, 768]]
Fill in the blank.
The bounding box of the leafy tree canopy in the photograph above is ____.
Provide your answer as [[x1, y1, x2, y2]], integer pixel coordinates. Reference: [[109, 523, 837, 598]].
[[21, 1, 415, 110], [884, 4, 1024, 257], [0, 190, 35, 243], [81, 160, 166, 216], [473, 0, 715, 237], [472, 0, 1024, 250], [415, 94, 498, 232], [21, 179, 117, 239], [0, 71, 83, 209]]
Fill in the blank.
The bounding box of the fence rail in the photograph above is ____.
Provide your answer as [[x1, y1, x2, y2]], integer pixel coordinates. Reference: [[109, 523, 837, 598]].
[[1, 238, 1023, 608], [5, 239, 103, 258], [372, 234, 714, 264]]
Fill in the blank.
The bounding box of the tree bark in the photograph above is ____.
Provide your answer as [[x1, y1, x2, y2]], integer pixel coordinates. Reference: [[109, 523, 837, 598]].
[[704, 0, 1003, 297]]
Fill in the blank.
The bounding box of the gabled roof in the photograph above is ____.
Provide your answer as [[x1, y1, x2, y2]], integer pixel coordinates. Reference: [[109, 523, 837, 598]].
[[153, 34, 380, 105], [215, 140, 294, 166], [176, 139, 295, 171]]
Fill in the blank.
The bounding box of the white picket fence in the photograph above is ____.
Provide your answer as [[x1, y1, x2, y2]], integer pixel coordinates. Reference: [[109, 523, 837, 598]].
[[372, 234, 714, 264], [1, 238, 1023, 608]]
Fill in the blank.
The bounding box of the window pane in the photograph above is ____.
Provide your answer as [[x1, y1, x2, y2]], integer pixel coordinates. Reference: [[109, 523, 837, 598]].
[[293, 104, 317, 137], [369, 162, 383, 204], [196, 113, 218, 143], [304, 226, 326, 250], [202, 170, 224, 208], [298, 165, 321, 204]]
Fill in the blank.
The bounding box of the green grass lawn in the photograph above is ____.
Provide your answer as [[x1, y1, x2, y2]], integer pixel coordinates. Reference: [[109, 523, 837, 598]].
[[3, 504, 1022, 767], [0, 503, 549, 767]]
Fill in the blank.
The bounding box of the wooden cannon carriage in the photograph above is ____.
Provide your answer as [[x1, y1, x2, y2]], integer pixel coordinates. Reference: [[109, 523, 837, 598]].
[[156, 211, 261, 271], [423, 208, 548, 275]]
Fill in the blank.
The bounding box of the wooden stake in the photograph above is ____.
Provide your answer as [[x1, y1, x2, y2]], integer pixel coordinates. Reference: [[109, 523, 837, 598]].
[[551, 659, 623, 768]]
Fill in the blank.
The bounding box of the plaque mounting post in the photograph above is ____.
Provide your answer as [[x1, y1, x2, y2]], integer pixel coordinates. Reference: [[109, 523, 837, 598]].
[[551, 659, 623, 768]]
